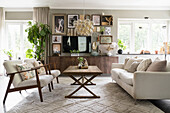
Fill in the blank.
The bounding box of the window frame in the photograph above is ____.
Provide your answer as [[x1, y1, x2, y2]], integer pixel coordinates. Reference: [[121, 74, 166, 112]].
[[118, 18, 170, 53], [5, 20, 32, 59]]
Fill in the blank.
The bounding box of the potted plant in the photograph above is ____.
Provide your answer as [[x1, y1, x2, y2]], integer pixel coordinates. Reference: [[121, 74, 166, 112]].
[[3, 49, 13, 60], [25, 21, 52, 61], [70, 50, 80, 56], [100, 27, 105, 35], [117, 39, 126, 54]]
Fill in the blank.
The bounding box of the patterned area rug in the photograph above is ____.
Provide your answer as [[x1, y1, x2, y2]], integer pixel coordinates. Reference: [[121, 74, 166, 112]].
[[7, 77, 163, 113]]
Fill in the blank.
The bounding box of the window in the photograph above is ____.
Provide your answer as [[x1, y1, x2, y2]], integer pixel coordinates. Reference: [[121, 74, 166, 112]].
[[118, 19, 169, 53], [5, 21, 32, 60]]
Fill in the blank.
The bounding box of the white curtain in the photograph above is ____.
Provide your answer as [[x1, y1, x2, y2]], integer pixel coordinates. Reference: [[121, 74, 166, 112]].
[[0, 7, 5, 75], [33, 7, 49, 63]]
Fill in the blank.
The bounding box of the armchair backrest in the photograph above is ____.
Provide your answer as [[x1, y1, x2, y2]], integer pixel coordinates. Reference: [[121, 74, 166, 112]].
[[24, 58, 36, 67], [3, 60, 23, 87]]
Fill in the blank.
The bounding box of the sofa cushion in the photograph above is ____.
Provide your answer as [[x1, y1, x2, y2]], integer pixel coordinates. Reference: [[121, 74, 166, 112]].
[[147, 60, 167, 72], [17, 75, 53, 87], [137, 58, 152, 71], [111, 68, 128, 80], [124, 58, 143, 70], [124, 58, 130, 69], [119, 72, 134, 86], [127, 61, 140, 73]]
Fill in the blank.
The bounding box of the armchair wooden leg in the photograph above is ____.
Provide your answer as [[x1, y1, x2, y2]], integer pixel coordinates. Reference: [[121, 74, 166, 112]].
[[3, 74, 14, 104], [51, 81, 54, 90], [37, 85, 43, 102], [56, 77, 59, 83], [48, 84, 51, 92]]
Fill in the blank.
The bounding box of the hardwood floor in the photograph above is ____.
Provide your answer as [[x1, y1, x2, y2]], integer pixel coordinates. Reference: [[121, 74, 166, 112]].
[[0, 75, 170, 113]]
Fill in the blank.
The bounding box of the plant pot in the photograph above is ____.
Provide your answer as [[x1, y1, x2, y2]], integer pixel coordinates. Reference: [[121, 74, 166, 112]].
[[118, 49, 123, 54], [71, 53, 79, 56]]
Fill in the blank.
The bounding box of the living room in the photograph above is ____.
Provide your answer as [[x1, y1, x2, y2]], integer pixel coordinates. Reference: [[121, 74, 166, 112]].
[[0, 0, 170, 113]]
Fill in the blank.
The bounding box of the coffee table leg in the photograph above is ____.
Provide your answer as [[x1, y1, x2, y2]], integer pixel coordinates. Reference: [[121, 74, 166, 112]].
[[71, 76, 83, 85], [65, 75, 100, 98]]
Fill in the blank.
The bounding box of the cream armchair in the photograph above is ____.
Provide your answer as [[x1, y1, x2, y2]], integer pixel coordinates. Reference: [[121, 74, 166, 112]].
[[24, 59, 61, 84], [3, 60, 53, 104]]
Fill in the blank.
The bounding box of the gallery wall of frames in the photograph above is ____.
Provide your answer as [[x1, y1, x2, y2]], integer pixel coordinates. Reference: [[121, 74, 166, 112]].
[[50, 10, 113, 56]]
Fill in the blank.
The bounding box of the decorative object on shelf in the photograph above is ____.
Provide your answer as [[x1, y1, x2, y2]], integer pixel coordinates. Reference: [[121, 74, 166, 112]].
[[85, 14, 91, 20], [25, 21, 52, 60], [143, 50, 150, 54], [52, 43, 61, 56], [155, 50, 158, 54], [52, 14, 66, 35], [101, 15, 113, 26], [104, 27, 111, 35], [3, 49, 13, 60], [96, 27, 100, 32], [117, 39, 126, 54], [77, 57, 88, 69], [52, 35, 62, 43], [67, 28, 71, 36], [100, 35, 112, 44], [80, 15, 84, 20], [100, 27, 105, 35], [68, 14, 79, 28], [70, 50, 80, 56], [91, 42, 99, 56], [106, 42, 117, 56], [92, 14, 101, 26]]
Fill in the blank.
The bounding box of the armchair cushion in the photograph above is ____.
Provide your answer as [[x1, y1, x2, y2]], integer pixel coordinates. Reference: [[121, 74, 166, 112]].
[[16, 63, 35, 80], [17, 74, 53, 87], [51, 70, 61, 78]]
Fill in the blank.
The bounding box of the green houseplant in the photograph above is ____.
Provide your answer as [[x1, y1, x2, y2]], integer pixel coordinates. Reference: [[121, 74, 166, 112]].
[[117, 39, 126, 54], [25, 21, 52, 61], [3, 49, 13, 60], [70, 49, 80, 56]]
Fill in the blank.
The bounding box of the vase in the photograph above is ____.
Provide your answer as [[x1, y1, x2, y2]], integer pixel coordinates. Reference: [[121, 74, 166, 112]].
[[118, 49, 123, 54]]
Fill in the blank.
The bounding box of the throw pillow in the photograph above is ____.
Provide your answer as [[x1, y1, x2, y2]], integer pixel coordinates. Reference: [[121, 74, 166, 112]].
[[146, 60, 167, 72], [33, 61, 46, 75], [127, 62, 140, 73], [124, 58, 130, 69], [16, 63, 35, 80], [124, 58, 143, 70], [137, 58, 152, 71]]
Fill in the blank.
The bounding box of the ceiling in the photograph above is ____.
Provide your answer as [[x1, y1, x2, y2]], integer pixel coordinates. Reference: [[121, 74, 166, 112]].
[[0, 0, 170, 10]]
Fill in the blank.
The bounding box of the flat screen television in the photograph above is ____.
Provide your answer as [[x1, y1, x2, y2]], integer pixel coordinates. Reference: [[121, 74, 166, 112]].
[[63, 36, 91, 53]]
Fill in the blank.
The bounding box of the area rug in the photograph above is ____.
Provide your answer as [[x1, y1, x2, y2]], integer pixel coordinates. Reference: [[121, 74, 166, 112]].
[[7, 77, 163, 113]]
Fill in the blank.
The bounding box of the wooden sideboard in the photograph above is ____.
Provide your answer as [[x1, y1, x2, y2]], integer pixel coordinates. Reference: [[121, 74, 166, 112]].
[[48, 56, 118, 74]]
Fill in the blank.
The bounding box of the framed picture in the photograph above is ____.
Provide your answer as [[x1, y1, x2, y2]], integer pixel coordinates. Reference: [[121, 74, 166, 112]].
[[92, 14, 101, 26], [52, 35, 62, 43], [104, 27, 111, 35], [85, 14, 91, 20], [52, 43, 61, 55], [100, 36, 112, 44], [68, 14, 79, 28], [52, 14, 66, 35], [101, 15, 113, 26]]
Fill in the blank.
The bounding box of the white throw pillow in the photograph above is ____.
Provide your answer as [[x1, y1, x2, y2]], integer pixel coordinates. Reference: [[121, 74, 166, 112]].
[[137, 58, 152, 71], [124, 58, 143, 70]]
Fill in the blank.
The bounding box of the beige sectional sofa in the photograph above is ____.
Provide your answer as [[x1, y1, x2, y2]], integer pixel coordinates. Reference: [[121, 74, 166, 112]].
[[111, 60, 170, 100]]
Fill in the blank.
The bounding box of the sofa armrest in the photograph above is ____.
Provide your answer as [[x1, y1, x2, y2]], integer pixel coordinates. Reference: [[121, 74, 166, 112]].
[[111, 63, 124, 69], [133, 71, 170, 99]]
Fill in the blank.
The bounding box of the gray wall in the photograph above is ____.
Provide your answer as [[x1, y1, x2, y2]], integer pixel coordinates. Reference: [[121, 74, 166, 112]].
[[5, 12, 33, 20]]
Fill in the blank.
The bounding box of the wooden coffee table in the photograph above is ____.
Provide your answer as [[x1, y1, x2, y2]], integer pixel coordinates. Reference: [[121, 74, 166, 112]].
[[63, 66, 102, 98]]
